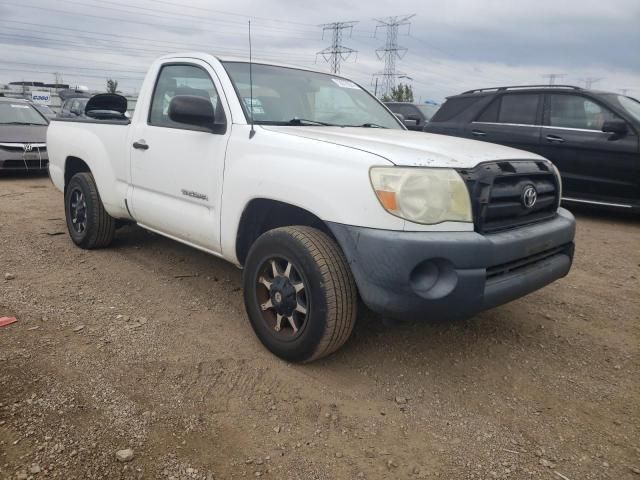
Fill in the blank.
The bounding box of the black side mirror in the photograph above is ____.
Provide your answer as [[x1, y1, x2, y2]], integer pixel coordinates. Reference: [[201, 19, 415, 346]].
[[403, 118, 419, 129], [602, 119, 628, 136], [169, 95, 217, 130]]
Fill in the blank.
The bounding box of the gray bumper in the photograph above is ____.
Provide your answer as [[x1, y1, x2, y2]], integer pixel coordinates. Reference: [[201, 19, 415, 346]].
[[0, 156, 49, 171], [328, 208, 576, 321]]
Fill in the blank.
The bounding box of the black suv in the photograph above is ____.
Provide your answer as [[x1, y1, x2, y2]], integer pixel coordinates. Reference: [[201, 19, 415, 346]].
[[57, 96, 90, 119], [385, 102, 439, 131], [424, 85, 640, 210]]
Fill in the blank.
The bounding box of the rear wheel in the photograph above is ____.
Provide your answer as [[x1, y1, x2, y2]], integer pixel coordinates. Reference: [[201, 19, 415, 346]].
[[64, 172, 116, 249], [243, 226, 357, 362]]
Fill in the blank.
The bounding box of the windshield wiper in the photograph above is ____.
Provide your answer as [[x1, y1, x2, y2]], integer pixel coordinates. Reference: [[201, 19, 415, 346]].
[[1, 122, 45, 126], [339, 122, 388, 128], [287, 118, 336, 126], [355, 123, 388, 128]]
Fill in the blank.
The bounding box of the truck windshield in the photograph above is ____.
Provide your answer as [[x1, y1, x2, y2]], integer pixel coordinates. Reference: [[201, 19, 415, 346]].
[[222, 62, 402, 129], [0, 102, 48, 125]]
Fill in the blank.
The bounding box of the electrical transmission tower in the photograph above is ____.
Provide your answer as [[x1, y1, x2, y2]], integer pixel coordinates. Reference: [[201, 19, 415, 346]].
[[372, 14, 415, 98], [542, 73, 566, 85], [316, 21, 358, 74]]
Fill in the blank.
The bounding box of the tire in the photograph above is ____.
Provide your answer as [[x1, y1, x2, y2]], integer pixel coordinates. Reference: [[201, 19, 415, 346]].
[[64, 172, 116, 249], [243, 226, 358, 362]]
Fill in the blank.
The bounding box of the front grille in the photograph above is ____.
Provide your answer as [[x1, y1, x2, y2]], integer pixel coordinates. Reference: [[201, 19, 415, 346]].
[[2, 159, 49, 169], [458, 160, 560, 234], [0, 145, 47, 153], [486, 244, 572, 280]]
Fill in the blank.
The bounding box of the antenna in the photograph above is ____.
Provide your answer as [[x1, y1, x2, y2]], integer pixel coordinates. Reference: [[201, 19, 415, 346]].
[[248, 20, 256, 139]]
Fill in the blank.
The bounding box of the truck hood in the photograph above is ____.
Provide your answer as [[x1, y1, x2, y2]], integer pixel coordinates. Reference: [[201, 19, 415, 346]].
[[0, 124, 48, 144], [262, 126, 546, 168]]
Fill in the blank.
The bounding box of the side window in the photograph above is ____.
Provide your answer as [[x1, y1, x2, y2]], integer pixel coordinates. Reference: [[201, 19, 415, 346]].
[[430, 96, 482, 122], [477, 98, 499, 122], [548, 94, 619, 130], [500, 94, 539, 124], [477, 94, 539, 125], [149, 64, 222, 129], [71, 100, 82, 115], [400, 105, 420, 119]]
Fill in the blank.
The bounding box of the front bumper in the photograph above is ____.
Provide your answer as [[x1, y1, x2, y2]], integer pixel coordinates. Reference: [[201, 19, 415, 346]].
[[328, 208, 576, 321], [0, 156, 49, 171]]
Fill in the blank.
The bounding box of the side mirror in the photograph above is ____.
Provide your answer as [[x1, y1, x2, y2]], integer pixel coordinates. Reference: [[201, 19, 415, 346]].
[[602, 119, 628, 136], [403, 118, 419, 129], [169, 95, 216, 129]]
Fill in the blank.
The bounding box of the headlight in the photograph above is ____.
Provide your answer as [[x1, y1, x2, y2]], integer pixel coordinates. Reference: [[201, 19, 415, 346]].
[[369, 167, 472, 224]]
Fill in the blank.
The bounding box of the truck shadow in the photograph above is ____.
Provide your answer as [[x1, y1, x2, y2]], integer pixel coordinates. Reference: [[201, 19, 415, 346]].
[[109, 223, 547, 369]]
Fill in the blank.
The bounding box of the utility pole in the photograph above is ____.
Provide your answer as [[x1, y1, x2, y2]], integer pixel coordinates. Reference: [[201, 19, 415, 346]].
[[372, 14, 415, 98], [53, 71, 63, 93], [580, 77, 602, 89], [316, 21, 358, 74], [542, 73, 565, 85]]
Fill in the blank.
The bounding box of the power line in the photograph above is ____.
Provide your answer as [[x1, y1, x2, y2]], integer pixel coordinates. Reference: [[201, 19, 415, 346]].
[[372, 14, 415, 98], [55, 0, 312, 35], [132, 0, 317, 27], [0, 1, 313, 40], [1, 60, 147, 75], [0, 66, 145, 81], [0, 29, 316, 65], [316, 22, 358, 74]]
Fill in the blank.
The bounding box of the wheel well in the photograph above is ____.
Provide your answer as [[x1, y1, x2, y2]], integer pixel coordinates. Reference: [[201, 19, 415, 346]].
[[64, 156, 91, 191], [236, 199, 333, 266]]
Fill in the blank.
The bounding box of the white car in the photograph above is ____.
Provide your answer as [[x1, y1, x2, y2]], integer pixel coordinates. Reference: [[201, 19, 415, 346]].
[[47, 53, 576, 362]]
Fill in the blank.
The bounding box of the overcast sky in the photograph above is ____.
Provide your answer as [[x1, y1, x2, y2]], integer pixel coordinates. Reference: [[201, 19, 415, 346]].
[[0, 0, 639, 101]]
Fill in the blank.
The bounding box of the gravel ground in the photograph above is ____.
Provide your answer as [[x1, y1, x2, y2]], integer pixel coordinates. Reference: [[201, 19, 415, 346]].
[[1, 174, 639, 480]]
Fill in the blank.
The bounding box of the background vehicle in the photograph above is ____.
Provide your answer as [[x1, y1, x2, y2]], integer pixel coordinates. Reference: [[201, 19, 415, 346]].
[[385, 101, 439, 130], [0, 97, 49, 171], [424, 85, 640, 210], [57, 96, 90, 119], [31, 103, 56, 120], [47, 53, 575, 362]]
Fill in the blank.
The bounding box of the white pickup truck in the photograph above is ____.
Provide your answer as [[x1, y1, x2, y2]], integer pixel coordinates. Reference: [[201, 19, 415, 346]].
[[47, 53, 576, 362]]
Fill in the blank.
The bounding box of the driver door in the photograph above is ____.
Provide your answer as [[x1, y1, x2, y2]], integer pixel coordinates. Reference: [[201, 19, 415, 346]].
[[129, 61, 229, 252]]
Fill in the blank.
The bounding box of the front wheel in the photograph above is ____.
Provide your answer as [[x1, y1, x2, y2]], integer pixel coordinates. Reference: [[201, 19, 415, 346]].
[[64, 172, 116, 249], [243, 226, 358, 362]]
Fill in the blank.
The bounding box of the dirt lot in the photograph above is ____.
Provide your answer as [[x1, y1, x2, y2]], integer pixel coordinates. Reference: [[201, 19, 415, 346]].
[[0, 174, 638, 480]]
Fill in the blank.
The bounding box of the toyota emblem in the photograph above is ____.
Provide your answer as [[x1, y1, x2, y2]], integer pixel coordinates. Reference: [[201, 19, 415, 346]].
[[522, 185, 538, 209], [23, 144, 33, 152]]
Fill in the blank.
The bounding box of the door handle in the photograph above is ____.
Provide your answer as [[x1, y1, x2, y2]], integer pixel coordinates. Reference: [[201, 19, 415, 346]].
[[471, 129, 487, 137], [132, 140, 149, 150], [545, 135, 565, 143]]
